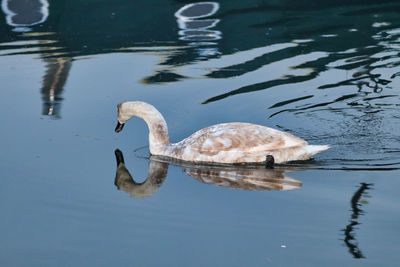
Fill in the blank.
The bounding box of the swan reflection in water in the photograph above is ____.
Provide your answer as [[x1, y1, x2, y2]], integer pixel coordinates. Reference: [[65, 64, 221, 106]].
[[114, 149, 302, 199]]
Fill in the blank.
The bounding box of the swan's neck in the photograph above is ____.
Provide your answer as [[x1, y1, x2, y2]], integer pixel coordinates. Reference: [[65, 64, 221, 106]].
[[146, 114, 170, 154], [120, 102, 170, 154]]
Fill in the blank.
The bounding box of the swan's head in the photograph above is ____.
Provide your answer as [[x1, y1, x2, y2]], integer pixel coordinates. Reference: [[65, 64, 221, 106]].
[[115, 101, 162, 133], [115, 101, 143, 133]]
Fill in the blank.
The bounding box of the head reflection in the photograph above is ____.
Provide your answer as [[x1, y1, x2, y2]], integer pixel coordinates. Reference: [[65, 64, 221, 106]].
[[114, 149, 302, 199], [114, 149, 167, 199]]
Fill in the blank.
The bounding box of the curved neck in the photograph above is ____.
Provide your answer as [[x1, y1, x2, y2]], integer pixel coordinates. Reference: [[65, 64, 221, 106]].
[[120, 102, 170, 154], [145, 113, 170, 154]]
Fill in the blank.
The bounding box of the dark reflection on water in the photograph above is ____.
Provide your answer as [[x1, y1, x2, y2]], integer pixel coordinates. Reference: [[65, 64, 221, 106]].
[[41, 57, 72, 118], [342, 183, 373, 259], [0, 0, 399, 169], [1, 0, 399, 117], [114, 149, 168, 199], [1, 0, 70, 118], [114, 149, 302, 198]]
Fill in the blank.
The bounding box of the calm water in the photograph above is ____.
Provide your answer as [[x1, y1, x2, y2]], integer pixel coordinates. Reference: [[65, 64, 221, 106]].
[[1, 0, 400, 266]]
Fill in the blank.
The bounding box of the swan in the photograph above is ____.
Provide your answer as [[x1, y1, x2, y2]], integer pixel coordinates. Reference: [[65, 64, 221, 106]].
[[115, 101, 329, 165]]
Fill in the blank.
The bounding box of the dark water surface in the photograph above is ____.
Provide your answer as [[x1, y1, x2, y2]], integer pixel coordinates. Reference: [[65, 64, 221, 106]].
[[1, 0, 400, 266]]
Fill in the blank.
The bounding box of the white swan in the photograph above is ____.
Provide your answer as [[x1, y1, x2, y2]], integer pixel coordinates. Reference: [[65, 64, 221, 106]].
[[115, 101, 329, 165]]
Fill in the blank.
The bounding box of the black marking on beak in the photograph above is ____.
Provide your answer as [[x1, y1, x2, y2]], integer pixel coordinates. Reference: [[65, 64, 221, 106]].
[[115, 121, 125, 133]]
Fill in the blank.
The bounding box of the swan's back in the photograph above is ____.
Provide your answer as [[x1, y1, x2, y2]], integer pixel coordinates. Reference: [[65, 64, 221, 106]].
[[166, 123, 310, 163], [183, 123, 307, 153]]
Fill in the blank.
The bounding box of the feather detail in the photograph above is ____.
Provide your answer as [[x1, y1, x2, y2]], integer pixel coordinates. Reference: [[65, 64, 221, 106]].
[[117, 102, 329, 164]]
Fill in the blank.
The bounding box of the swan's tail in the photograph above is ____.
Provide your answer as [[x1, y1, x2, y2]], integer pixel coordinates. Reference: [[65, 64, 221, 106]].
[[305, 145, 330, 157]]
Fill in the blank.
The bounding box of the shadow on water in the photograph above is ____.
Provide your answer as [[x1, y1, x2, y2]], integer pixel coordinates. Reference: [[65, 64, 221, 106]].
[[114, 149, 302, 199], [341, 183, 373, 259]]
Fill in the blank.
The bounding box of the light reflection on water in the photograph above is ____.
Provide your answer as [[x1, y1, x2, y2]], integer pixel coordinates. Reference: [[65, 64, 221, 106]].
[[1, 0, 49, 31], [1, 0, 400, 266]]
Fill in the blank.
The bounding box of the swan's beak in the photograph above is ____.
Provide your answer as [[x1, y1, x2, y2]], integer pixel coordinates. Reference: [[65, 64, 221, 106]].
[[115, 121, 125, 133]]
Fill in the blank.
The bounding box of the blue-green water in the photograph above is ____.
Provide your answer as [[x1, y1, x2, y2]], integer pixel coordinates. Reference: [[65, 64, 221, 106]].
[[1, 0, 400, 266]]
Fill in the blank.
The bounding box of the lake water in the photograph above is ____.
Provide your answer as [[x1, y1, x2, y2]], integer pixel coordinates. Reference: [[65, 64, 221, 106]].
[[1, 0, 400, 266]]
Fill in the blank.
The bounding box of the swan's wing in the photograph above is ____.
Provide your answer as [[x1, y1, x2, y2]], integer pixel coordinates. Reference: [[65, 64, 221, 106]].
[[184, 122, 307, 154]]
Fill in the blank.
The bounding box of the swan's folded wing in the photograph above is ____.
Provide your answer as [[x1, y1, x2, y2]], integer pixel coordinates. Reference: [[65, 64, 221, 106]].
[[186, 123, 307, 154]]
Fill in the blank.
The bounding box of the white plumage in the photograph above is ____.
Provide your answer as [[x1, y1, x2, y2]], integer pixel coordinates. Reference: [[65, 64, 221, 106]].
[[116, 101, 329, 164]]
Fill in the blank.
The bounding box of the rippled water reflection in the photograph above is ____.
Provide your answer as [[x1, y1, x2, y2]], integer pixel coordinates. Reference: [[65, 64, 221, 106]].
[[1, 0, 400, 266], [114, 149, 302, 198]]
